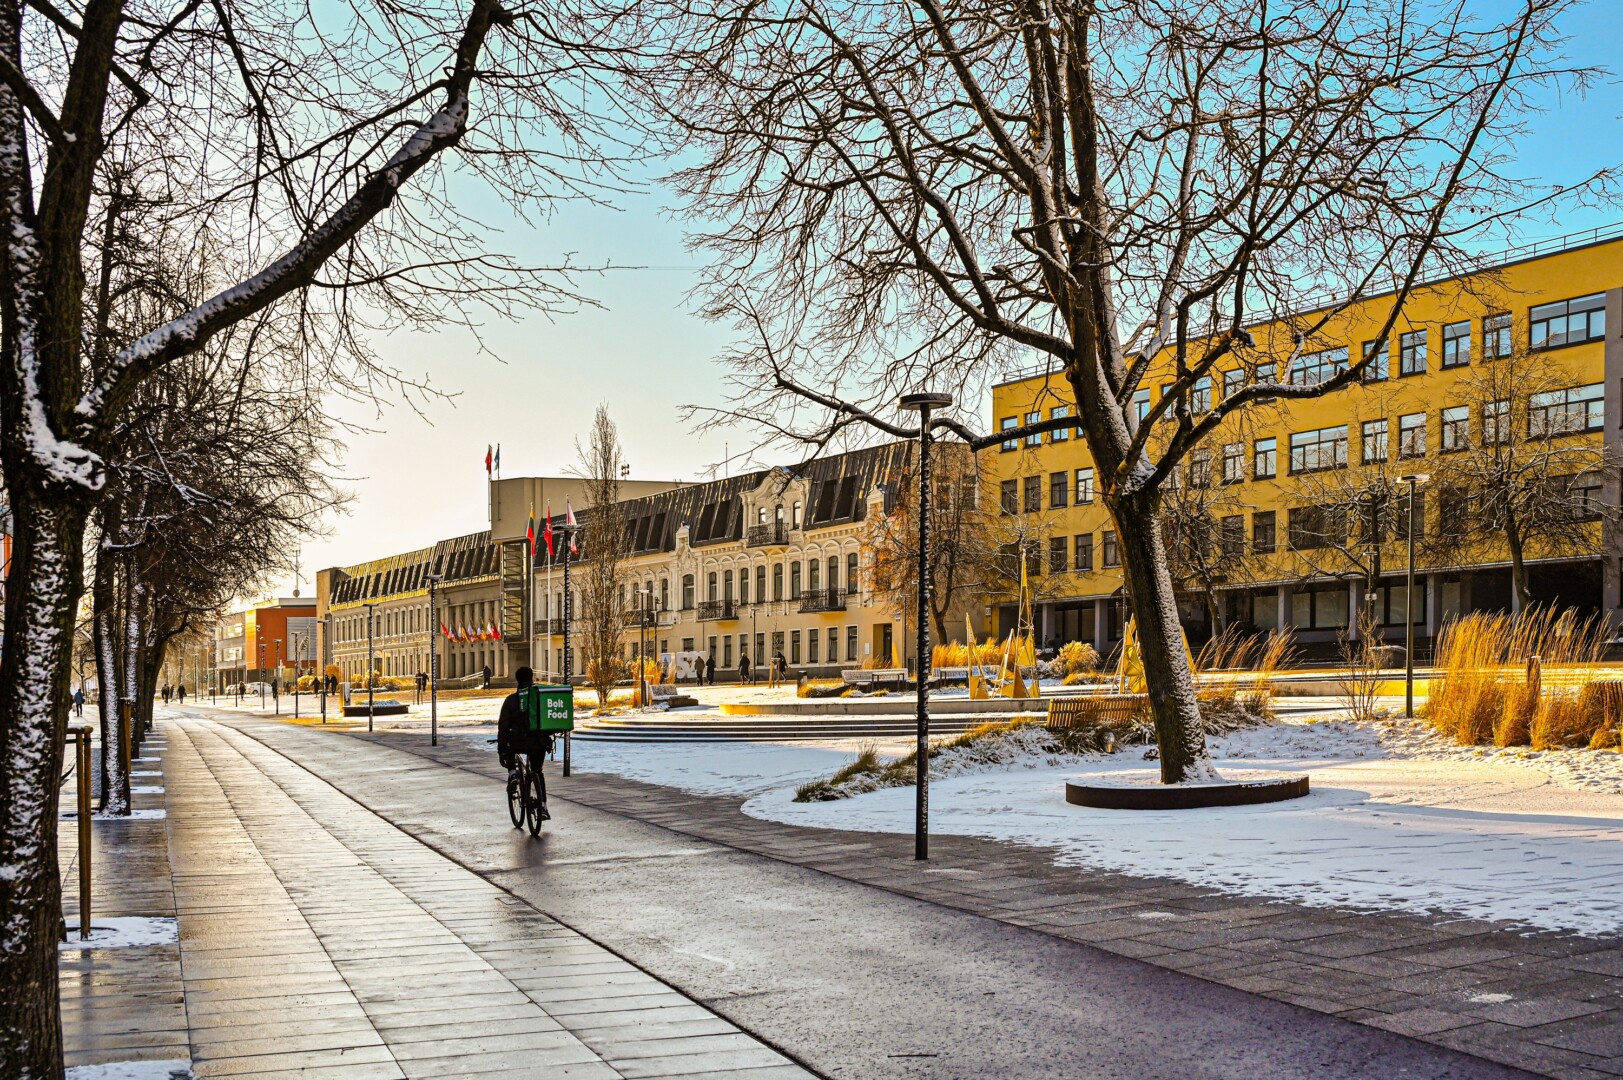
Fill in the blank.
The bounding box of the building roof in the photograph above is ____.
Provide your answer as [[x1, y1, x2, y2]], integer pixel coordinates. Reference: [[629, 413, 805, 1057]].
[[326, 530, 498, 607]]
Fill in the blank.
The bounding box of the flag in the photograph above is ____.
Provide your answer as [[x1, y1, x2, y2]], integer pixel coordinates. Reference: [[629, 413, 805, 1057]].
[[491, 621, 502, 641], [440, 623, 450, 640], [494, 444, 501, 473], [526, 504, 536, 555], [543, 504, 554, 557], [458, 623, 468, 642], [484, 445, 493, 477], [565, 499, 579, 554]]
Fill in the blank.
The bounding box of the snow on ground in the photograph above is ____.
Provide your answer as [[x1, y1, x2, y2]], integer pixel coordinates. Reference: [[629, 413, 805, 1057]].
[[65, 1061, 192, 1080], [60, 916, 180, 949]]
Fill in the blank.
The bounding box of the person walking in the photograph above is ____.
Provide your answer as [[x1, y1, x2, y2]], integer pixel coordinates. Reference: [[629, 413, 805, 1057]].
[[73, 686, 84, 717], [705, 653, 716, 686], [738, 652, 751, 685], [177, 684, 187, 704], [482, 663, 493, 689]]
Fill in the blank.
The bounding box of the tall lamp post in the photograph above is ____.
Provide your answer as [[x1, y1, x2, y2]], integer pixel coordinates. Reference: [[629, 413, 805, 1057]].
[[1398, 473, 1430, 718], [257, 643, 266, 708], [363, 601, 378, 733], [291, 633, 301, 719], [274, 638, 283, 716], [427, 571, 443, 746], [898, 390, 952, 861]]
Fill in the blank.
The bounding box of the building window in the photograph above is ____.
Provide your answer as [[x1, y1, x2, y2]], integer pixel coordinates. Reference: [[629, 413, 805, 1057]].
[[1049, 536, 1068, 575], [846, 625, 858, 662], [791, 630, 801, 665], [1191, 377, 1213, 414], [1440, 406, 1469, 452], [1189, 448, 1211, 488], [1289, 506, 1345, 550], [1254, 437, 1277, 479], [1484, 313, 1512, 358], [1102, 530, 1119, 568], [756, 565, 766, 603], [1290, 583, 1351, 630], [1291, 346, 1347, 387], [1398, 412, 1427, 458], [1074, 534, 1093, 571], [724, 637, 734, 667], [1000, 416, 1017, 451], [1024, 411, 1042, 447], [1132, 388, 1151, 423], [1530, 293, 1605, 350], [1442, 321, 1471, 368], [1483, 399, 1510, 445], [1219, 516, 1245, 558], [1529, 384, 1604, 436], [1050, 471, 1069, 508], [1255, 362, 1277, 403], [1399, 329, 1427, 376], [827, 627, 838, 662], [1395, 491, 1426, 541], [807, 629, 819, 665], [1023, 475, 1041, 513], [848, 552, 859, 594], [1000, 479, 1018, 515], [827, 556, 839, 591], [1361, 419, 1388, 463], [1221, 443, 1244, 484], [790, 561, 802, 599], [737, 570, 748, 606], [772, 563, 783, 600], [1362, 338, 1388, 381], [1566, 474, 1605, 521], [681, 575, 695, 609], [792, 501, 802, 528], [1075, 468, 1094, 504], [707, 571, 718, 601], [1253, 511, 1276, 554], [1050, 406, 1071, 441], [1223, 369, 1245, 398], [1288, 426, 1348, 473], [808, 559, 820, 592]]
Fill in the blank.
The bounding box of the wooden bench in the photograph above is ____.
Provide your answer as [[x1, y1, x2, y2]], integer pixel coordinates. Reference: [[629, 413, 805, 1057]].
[[1046, 694, 1149, 729], [647, 683, 698, 708], [841, 668, 909, 688]]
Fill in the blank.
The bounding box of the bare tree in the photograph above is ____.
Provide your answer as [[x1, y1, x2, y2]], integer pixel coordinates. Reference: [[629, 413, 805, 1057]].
[[574, 406, 632, 710], [0, 0, 615, 1067], [866, 444, 994, 642], [1428, 344, 1620, 610], [636, 0, 1609, 785], [1157, 466, 1253, 635]]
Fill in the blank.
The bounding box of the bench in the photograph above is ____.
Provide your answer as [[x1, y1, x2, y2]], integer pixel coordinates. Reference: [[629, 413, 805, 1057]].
[[647, 683, 699, 708], [842, 668, 909, 688], [933, 667, 969, 683], [1046, 694, 1149, 730]]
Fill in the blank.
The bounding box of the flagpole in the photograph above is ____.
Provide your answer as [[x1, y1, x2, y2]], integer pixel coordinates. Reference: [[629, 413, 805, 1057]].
[[545, 547, 554, 683]]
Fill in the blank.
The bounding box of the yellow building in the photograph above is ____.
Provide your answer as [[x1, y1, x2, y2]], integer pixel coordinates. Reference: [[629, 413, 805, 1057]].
[[987, 225, 1623, 656]]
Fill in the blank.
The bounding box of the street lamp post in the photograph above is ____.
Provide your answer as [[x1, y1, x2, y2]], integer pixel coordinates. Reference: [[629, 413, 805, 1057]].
[[561, 522, 574, 777], [364, 602, 378, 733], [639, 587, 652, 708], [1398, 473, 1431, 718], [291, 633, 301, 719], [427, 572, 443, 747], [257, 643, 266, 708], [898, 390, 952, 862], [274, 638, 282, 716]]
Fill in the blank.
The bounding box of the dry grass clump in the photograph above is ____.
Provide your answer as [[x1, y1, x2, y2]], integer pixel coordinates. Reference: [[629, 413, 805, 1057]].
[[1193, 626, 1294, 724], [932, 641, 1003, 669], [796, 678, 846, 699], [1050, 641, 1101, 678], [1430, 609, 1610, 747]]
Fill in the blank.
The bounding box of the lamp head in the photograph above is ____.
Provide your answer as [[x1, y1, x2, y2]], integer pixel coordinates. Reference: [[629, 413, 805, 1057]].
[[1398, 472, 1431, 486], [898, 392, 953, 413]]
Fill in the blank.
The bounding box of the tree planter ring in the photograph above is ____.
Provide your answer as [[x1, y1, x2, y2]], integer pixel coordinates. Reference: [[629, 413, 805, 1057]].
[[343, 700, 409, 717], [1065, 773, 1308, 810]]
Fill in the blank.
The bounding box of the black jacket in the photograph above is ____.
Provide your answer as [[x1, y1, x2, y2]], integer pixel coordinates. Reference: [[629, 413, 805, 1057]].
[[497, 688, 553, 766]]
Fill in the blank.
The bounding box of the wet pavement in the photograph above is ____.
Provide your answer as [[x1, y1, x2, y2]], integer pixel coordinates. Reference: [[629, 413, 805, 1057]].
[[60, 717, 814, 1078], [178, 709, 1556, 1080]]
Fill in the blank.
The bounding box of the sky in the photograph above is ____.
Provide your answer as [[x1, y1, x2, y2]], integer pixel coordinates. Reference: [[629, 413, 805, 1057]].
[[264, 3, 1623, 601]]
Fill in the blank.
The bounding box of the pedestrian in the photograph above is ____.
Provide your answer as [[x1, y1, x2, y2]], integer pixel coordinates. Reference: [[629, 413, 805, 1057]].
[[178, 684, 187, 703], [773, 650, 789, 688], [738, 652, 751, 684], [73, 686, 84, 717], [416, 671, 428, 693], [482, 663, 492, 689]]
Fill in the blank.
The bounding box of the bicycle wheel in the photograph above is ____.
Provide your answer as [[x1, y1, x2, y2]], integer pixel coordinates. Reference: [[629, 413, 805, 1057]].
[[525, 766, 546, 836], [507, 763, 525, 829]]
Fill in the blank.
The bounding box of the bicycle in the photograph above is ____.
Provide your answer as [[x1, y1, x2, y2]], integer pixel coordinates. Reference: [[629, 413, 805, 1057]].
[[506, 752, 549, 837]]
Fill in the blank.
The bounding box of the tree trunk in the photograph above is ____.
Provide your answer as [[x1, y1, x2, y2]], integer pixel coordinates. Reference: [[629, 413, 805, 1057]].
[[121, 557, 143, 764], [91, 548, 125, 814], [1505, 517, 1532, 613], [0, 484, 90, 1078], [1109, 492, 1214, 783]]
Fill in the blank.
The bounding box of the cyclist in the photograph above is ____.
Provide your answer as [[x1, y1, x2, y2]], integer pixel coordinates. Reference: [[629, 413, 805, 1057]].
[[497, 666, 553, 821]]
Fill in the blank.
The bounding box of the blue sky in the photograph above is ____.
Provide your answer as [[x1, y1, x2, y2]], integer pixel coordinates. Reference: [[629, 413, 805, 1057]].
[[269, 3, 1623, 597]]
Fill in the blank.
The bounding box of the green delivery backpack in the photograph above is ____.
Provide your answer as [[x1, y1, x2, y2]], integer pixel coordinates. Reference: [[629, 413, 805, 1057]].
[[519, 684, 574, 734]]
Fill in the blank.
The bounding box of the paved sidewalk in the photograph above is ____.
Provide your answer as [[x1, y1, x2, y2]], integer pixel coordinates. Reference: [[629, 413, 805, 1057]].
[[61, 717, 814, 1079], [331, 726, 1623, 1080]]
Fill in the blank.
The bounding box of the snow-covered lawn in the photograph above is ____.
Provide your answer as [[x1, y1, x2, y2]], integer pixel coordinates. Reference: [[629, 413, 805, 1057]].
[[565, 713, 1623, 935]]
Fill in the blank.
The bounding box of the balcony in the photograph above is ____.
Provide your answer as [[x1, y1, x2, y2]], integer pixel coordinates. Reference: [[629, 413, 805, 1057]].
[[798, 588, 847, 614], [696, 599, 739, 621], [747, 522, 788, 547], [622, 608, 659, 629]]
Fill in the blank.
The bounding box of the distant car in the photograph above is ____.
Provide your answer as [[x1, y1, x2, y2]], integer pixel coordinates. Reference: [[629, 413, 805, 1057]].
[[238, 682, 274, 696]]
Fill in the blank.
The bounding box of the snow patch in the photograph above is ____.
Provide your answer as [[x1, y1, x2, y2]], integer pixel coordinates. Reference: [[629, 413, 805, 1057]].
[[61, 809, 167, 821], [61, 917, 179, 949], [65, 1061, 191, 1080]]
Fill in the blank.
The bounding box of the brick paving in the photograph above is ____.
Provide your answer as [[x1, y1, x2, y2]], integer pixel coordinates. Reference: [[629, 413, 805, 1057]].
[[59, 718, 816, 1079], [345, 727, 1623, 1080]]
